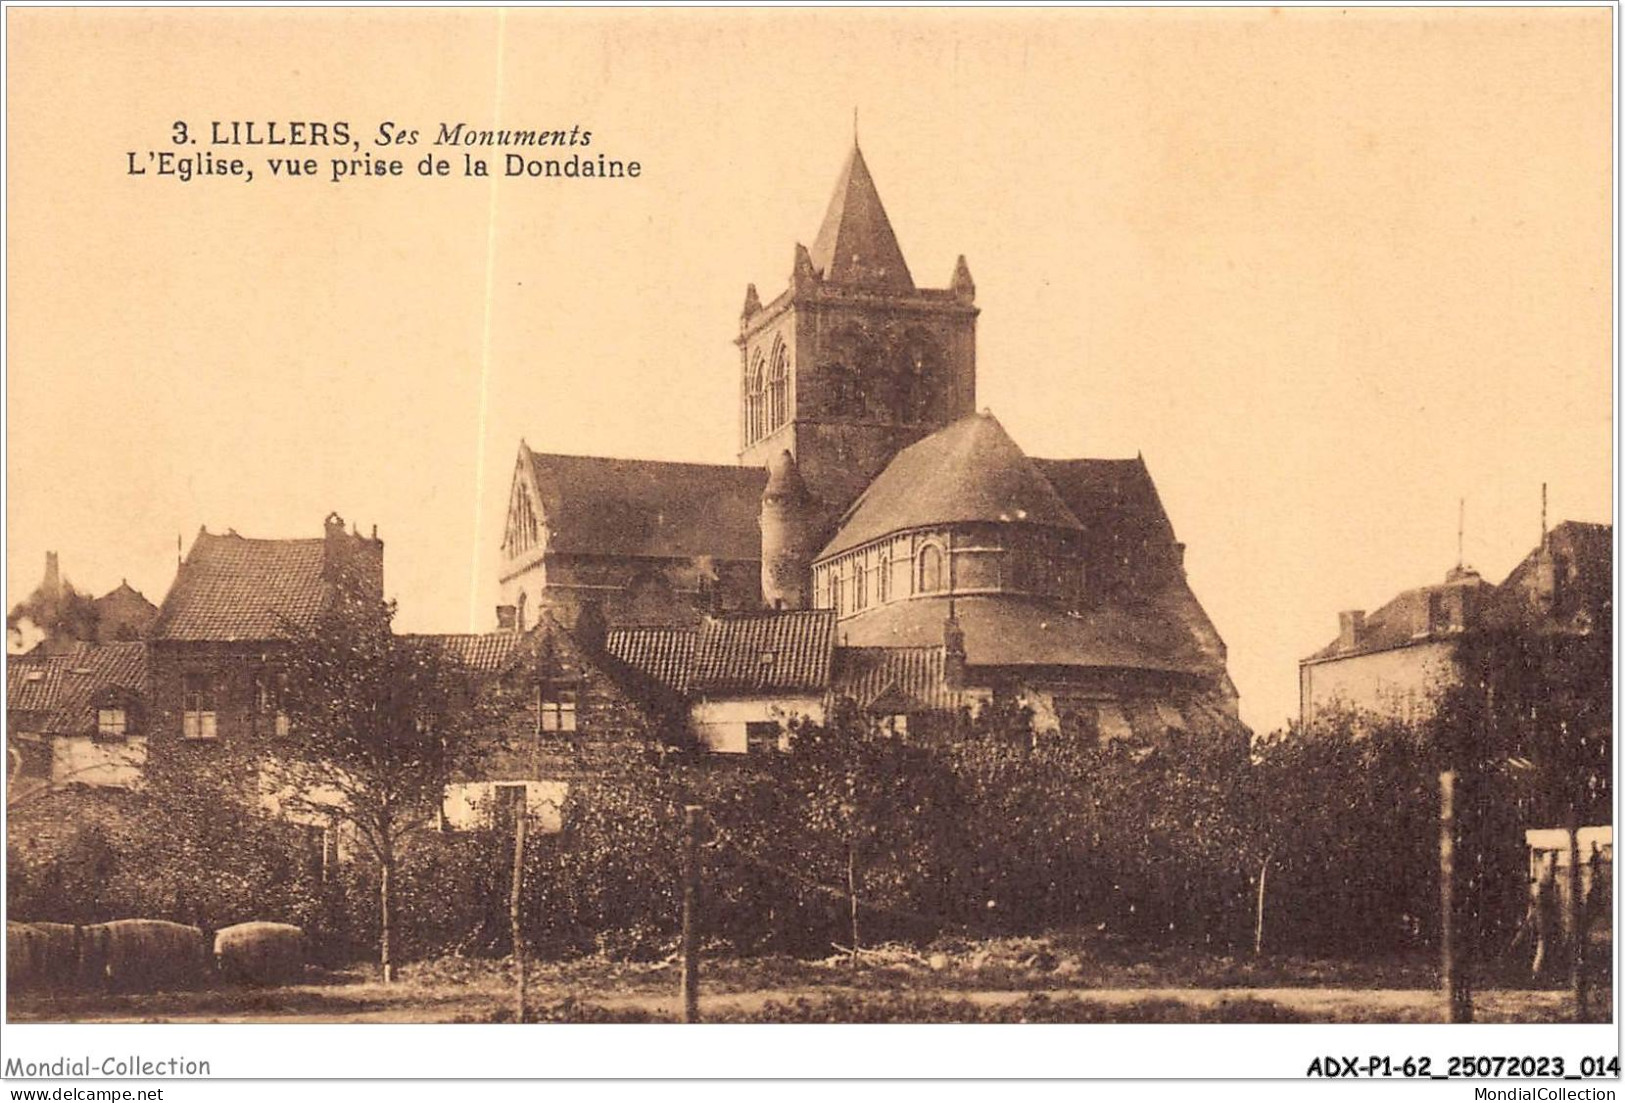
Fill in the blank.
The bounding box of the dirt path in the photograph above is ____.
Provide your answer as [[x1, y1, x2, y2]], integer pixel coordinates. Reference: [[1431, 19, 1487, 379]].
[[11, 984, 1588, 1024]]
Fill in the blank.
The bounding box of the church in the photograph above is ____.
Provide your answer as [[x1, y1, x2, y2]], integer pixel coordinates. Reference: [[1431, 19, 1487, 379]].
[[496, 141, 1241, 747]]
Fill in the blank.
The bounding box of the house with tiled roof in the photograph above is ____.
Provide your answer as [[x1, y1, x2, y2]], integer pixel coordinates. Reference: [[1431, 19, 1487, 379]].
[[494, 140, 1244, 751], [92, 580, 157, 643], [7, 640, 148, 797], [1299, 519, 1611, 730], [146, 512, 384, 754], [435, 611, 683, 832]]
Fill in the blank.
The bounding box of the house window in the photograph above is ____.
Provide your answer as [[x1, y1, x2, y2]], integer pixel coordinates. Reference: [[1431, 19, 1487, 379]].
[[182, 673, 217, 740], [537, 686, 578, 733], [96, 707, 128, 739], [746, 721, 782, 754], [917, 544, 945, 594], [831, 572, 844, 615], [517, 591, 529, 633], [877, 553, 891, 603], [256, 671, 290, 737], [853, 562, 868, 610]]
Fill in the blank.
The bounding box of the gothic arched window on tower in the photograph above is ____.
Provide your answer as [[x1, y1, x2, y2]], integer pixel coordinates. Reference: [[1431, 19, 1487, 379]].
[[746, 352, 767, 444], [917, 543, 945, 594], [768, 338, 789, 432]]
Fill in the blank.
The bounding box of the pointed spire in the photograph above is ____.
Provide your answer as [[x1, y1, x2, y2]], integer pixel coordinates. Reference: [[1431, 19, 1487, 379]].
[[808, 143, 914, 291], [950, 255, 975, 303], [741, 282, 762, 321]]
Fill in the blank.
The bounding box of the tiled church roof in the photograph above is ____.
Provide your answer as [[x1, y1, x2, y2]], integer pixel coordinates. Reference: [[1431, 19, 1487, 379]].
[[836, 594, 1210, 674], [819, 411, 1084, 560], [525, 448, 766, 562]]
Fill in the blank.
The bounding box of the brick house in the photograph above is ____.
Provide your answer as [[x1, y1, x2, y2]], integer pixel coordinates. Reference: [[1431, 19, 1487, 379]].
[[145, 512, 384, 758], [6, 640, 148, 800], [1299, 520, 1611, 730], [432, 611, 682, 832]]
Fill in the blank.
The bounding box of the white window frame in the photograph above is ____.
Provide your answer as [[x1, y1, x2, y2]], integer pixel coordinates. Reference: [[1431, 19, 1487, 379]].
[[96, 707, 128, 739], [182, 673, 218, 740], [538, 686, 579, 734]]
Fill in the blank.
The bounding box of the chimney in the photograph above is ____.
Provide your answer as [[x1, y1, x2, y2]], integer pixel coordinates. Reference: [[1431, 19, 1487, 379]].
[[495, 604, 517, 631], [574, 600, 608, 654], [943, 605, 967, 689], [43, 551, 61, 603], [1338, 610, 1365, 651]]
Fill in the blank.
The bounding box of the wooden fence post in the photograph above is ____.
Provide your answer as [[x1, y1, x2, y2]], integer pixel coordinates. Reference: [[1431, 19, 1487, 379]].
[[682, 804, 701, 1023], [1440, 769, 1472, 1022], [512, 809, 527, 1023], [1566, 818, 1587, 1021]]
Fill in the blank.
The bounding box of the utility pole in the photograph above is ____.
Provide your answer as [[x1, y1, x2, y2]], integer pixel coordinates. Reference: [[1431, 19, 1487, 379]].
[[681, 804, 701, 1023]]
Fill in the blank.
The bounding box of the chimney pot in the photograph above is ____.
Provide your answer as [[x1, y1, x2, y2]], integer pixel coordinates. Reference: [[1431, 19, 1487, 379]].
[[1338, 609, 1366, 651]]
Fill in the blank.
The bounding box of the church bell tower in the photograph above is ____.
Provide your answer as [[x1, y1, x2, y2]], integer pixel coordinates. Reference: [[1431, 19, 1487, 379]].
[[737, 141, 979, 526]]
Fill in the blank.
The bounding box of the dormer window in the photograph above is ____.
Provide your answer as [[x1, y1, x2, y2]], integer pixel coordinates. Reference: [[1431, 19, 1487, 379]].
[[96, 707, 128, 739], [537, 686, 578, 734]]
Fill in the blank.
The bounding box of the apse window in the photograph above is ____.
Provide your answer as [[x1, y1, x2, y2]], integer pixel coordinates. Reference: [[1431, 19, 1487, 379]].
[[917, 544, 944, 593]]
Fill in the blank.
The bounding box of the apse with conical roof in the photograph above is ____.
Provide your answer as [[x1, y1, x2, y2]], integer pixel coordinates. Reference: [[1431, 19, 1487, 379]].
[[737, 139, 981, 529]]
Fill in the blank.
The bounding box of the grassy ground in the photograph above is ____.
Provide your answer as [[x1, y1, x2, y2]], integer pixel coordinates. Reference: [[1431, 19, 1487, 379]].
[[8, 935, 1611, 1024]]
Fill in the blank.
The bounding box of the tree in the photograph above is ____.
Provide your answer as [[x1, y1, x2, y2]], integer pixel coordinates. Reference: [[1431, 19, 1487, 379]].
[[269, 582, 479, 982], [7, 578, 99, 650]]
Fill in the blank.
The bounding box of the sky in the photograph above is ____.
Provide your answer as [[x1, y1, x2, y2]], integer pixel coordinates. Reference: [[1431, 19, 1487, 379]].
[[6, 8, 1613, 733]]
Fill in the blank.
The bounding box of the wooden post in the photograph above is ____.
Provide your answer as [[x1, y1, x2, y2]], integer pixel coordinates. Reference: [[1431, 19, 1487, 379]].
[[379, 859, 393, 984], [1440, 769, 1468, 1022], [1566, 818, 1587, 1021], [1254, 851, 1271, 956], [511, 809, 527, 1023], [681, 804, 701, 1023], [847, 841, 861, 969]]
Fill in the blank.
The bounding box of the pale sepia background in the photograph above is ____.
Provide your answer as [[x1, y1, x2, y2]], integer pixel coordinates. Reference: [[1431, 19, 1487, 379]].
[[6, 7, 1612, 734]]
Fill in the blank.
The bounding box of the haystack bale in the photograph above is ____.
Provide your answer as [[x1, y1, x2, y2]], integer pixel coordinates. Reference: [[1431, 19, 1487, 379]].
[[213, 922, 306, 986], [7, 921, 80, 992], [78, 920, 208, 992]]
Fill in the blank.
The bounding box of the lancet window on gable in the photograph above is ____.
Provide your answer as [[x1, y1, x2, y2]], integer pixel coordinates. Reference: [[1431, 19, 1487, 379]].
[[508, 488, 541, 556]]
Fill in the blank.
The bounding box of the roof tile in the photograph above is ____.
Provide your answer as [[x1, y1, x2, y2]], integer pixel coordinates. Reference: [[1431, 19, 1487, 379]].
[[690, 610, 836, 695]]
